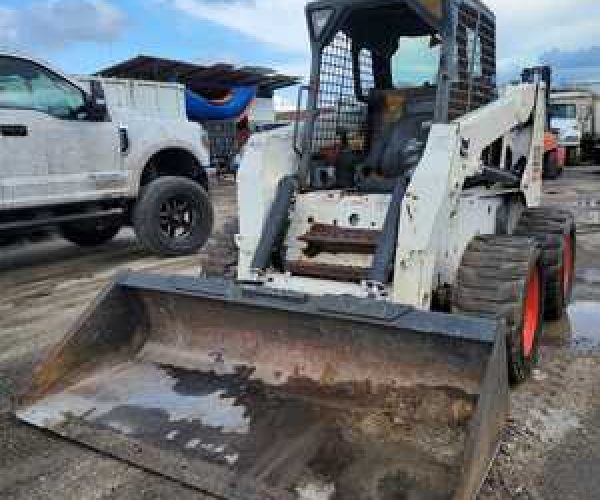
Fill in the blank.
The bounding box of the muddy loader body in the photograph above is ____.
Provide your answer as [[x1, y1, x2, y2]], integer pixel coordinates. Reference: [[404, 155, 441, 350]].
[[17, 0, 577, 498]]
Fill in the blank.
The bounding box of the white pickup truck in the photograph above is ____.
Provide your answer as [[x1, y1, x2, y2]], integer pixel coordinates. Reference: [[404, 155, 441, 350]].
[[0, 51, 213, 256]]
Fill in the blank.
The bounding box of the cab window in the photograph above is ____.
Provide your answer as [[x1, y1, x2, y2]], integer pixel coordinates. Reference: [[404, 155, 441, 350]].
[[550, 104, 577, 120], [467, 28, 482, 78], [391, 36, 441, 88], [0, 56, 85, 119]]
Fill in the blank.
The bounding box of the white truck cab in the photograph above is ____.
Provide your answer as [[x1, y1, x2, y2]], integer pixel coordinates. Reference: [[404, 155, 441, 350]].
[[550, 90, 591, 165], [0, 51, 213, 255]]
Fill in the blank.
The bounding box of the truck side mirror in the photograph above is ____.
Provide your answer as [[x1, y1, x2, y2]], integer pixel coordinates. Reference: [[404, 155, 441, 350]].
[[85, 80, 108, 121]]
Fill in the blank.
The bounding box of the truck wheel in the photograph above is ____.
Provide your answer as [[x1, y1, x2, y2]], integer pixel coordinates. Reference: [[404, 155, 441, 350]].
[[454, 235, 543, 385], [515, 208, 576, 320], [133, 176, 214, 257], [566, 147, 579, 166], [543, 151, 561, 180], [61, 219, 122, 247]]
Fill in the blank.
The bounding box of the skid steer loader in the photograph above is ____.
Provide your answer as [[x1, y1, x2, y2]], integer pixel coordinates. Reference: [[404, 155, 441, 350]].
[[17, 1, 577, 499]]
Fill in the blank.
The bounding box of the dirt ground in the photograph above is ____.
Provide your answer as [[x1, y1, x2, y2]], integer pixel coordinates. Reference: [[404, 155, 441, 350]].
[[1, 170, 600, 499], [480, 168, 600, 500]]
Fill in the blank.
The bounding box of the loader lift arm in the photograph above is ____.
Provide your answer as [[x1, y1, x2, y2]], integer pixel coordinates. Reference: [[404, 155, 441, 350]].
[[394, 83, 545, 307]]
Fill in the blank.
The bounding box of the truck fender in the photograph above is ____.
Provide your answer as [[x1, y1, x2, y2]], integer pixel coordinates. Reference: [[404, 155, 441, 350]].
[[127, 139, 210, 196]]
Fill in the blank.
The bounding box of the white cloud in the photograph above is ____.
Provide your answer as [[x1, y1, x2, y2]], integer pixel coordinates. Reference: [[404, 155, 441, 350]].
[[0, 8, 19, 46], [489, 0, 600, 78], [159, 0, 309, 53], [0, 0, 127, 50]]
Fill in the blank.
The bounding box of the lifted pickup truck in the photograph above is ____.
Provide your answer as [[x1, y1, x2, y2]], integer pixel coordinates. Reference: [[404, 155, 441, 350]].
[[0, 52, 213, 256]]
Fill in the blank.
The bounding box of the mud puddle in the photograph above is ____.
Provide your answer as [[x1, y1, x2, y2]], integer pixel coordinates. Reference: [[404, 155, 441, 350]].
[[18, 361, 472, 500], [544, 301, 600, 350]]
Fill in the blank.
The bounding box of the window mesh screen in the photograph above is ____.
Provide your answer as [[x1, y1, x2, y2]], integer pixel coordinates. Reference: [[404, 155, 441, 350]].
[[448, 3, 496, 121], [311, 32, 373, 154]]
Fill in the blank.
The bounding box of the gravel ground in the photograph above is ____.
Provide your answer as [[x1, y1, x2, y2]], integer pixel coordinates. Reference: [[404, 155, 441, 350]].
[[1, 170, 600, 499], [480, 167, 600, 500]]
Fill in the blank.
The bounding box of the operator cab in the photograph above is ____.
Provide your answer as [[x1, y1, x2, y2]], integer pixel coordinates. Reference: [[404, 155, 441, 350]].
[[299, 0, 496, 193]]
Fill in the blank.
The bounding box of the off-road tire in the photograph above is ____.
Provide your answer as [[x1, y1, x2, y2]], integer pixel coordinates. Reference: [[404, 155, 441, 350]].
[[454, 235, 543, 385], [61, 219, 122, 247], [515, 208, 576, 320], [133, 176, 214, 257]]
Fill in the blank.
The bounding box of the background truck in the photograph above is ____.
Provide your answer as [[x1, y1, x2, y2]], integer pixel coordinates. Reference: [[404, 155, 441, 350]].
[[0, 52, 214, 256], [550, 89, 588, 165], [550, 84, 600, 165]]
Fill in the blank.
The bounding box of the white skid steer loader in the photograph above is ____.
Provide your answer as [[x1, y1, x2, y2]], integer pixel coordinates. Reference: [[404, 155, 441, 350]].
[[17, 1, 576, 499]]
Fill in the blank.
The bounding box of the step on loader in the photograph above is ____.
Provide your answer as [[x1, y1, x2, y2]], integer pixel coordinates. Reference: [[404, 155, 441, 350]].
[[16, 1, 577, 499]]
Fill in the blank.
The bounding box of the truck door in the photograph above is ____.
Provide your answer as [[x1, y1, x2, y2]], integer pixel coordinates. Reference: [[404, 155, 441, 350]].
[[0, 56, 51, 208], [0, 55, 125, 208], [44, 81, 126, 202]]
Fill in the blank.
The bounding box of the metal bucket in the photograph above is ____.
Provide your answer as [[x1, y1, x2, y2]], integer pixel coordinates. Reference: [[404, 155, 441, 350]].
[[16, 272, 509, 500]]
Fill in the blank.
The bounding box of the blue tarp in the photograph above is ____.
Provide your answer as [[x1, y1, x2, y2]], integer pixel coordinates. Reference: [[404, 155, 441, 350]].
[[185, 87, 257, 122]]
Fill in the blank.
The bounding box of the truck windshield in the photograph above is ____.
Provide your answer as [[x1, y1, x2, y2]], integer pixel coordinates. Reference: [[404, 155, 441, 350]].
[[551, 104, 577, 120], [391, 36, 440, 88]]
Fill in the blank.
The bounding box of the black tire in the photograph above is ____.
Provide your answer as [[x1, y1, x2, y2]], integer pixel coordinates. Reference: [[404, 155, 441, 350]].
[[515, 208, 576, 320], [133, 176, 214, 257], [454, 235, 543, 385], [566, 147, 579, 167], [61, 219, 121, 247], [543, 151, 561, 180]]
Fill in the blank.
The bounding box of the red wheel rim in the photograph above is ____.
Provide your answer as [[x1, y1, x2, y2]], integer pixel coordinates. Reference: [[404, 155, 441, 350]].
[[563, 234, 574, 298], [523, 267, 541, 358]]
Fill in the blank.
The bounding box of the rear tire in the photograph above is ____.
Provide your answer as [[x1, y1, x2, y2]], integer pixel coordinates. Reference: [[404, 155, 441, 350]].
[[61, 219, 121, 247], [566, 146, 579, 166], [515, 208, 576, 320], [454, 235, 543, 385], [543, 151, 561, 180], [133, 176, 214, 257]]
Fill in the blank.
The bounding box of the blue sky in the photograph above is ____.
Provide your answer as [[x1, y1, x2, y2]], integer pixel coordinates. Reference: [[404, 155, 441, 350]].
[[2, 0, 600, 109], [0, 1, 308, 73]]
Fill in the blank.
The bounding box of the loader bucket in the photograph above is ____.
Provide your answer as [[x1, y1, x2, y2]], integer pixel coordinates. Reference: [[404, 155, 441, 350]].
[[16, 272, 509, 500]]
